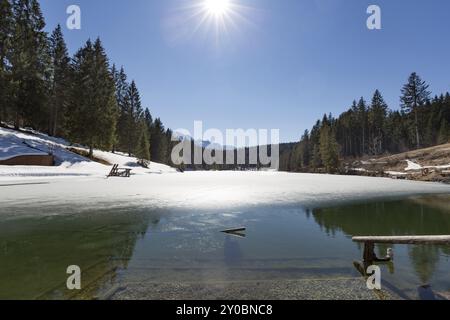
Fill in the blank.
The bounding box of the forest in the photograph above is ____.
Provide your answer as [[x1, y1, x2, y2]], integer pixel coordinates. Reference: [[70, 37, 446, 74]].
[[278, 76, 450, 173], [0, 0, 175, 167]]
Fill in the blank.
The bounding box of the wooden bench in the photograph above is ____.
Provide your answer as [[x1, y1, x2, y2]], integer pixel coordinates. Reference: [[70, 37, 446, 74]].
[[353, 235, 450, 245], [352, 235, 450, 277], [107, 164, 132, 178]]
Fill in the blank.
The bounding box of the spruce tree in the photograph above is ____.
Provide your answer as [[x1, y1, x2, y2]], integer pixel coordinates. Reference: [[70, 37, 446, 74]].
[[68, 38, 117, 156], [0, 0, 13, 124], [150, 118, 167, 163], [401, 72, 431, 149], [113, 66, 129, 152], [368, 90, 388, 155], [298, 130, 310, 169], [10, 0, 50, 130], [437, 120, 449, 145], [122, 80, 143, 156], [319, 123, 339, 173], [49, 24, 70, 136], [136, 122, 151, 166], [356, 97, 367, 155], [311, 144, 322, 169], [68, 40, 93, 149]]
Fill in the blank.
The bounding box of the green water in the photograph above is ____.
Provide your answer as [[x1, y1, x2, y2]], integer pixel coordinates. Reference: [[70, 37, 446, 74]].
[[0, 195, 449, 300]]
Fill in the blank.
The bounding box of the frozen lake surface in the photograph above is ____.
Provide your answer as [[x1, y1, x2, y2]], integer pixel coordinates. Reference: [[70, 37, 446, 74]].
[[2, 171, 450, 214]]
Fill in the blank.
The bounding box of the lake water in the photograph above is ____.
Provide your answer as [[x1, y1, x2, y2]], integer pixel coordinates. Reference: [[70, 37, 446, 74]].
[[0, 195, 449, 300]]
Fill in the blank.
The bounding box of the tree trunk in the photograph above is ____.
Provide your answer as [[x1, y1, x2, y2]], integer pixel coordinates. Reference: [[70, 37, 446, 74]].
[[52, 104, 58, 137], [14, 111, 20, 130], [415, 108, 420, 149]]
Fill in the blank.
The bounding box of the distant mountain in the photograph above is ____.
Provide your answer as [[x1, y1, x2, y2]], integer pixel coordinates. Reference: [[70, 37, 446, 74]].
[[173, 132, 235, 150]]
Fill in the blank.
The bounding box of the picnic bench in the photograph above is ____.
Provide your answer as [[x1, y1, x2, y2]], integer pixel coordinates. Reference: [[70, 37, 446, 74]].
[[107, 164, 132, 178]]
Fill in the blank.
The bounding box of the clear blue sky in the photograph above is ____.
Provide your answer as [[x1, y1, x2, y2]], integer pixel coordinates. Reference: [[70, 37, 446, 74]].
[[40, 0, 450, 143]]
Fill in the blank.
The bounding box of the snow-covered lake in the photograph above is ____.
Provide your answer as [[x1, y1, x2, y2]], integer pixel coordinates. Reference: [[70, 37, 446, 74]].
[[1, 171, 450, 215]]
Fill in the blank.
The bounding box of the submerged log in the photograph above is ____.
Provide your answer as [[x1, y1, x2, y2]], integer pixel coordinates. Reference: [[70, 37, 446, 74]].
[[353, 235, 450, 245]]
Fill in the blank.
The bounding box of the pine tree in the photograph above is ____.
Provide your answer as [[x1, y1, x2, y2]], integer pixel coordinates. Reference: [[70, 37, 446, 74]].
[[368, 90, 388, 155], [437, 120, 449, 145], [319, 123, 339, 173], [0, 0, 13, 124], [150, 118, 167, 163], [298, 130, 310, 169], [68, 38, 117, 156], [48, 24, 70, 136], [311, 144, 321, 169], [122, 80, 143, 156], [165, 128, 174, 165], [10, 0, 50, 130], [309, 120, 322, 168], [144, 108, 153, 137], [113, 66, 129, 152], [135, 121, 150, 166], [356, 97, 367, 155], [401, 72, 431, 149]]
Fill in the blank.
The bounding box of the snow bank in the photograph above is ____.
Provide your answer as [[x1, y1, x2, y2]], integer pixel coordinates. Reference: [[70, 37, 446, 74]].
[[405, 160, 423, 171], [405, 160, 450, 172], [0, 127, 176, 178]]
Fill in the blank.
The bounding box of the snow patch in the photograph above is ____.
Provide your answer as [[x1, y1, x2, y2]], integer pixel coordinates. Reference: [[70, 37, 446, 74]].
[[0, 127, 176, 178], [405, 160, 423, 171]]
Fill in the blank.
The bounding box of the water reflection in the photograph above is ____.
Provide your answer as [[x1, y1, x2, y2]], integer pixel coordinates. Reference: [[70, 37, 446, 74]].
[[0, 195, 449, 300], [224, 236, 243, 266], [0, 208, 162, 299], [312, 196, 450, 289]]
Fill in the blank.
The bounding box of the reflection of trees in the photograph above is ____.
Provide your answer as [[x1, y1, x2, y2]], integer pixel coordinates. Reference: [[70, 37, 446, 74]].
[[0, 207, 161, 300], [224, 236, 243, 266], [409, 245, 440, 285], [312, 197, 450, 287], [312, 199, 450, 237]]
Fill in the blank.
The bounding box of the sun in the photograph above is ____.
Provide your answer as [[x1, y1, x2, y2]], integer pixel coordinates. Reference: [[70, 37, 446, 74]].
[[203, 0, 232, 17], [166, 0, 252, 45]]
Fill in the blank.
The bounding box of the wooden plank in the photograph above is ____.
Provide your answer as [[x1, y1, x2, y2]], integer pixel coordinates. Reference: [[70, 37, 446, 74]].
[[352, 235, 450, 245], [222, 228, 246, 234]]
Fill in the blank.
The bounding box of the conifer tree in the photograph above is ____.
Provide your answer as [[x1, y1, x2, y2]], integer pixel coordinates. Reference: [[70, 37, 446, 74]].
[[401, 72, 431, 149], [136, 122, 151, 166], [49, 24, 70, 136], [356, 97, 367, 155], [150, 118, 167, 163], [122, 80, 143, 156], [437, 120, 449, 145], [10, 0, 50, 130], [298, 130, 310, 169], [0, 0, 13, 124], [68, 38, 117, 156], [368, 90, 388, 155], [319, 123, 339, 173], [113, 66, 129, 152]]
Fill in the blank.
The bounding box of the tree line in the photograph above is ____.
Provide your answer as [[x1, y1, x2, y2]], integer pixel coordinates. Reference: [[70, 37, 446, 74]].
[[0, 0, 174, 166], [280, 73, 450, 173]]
